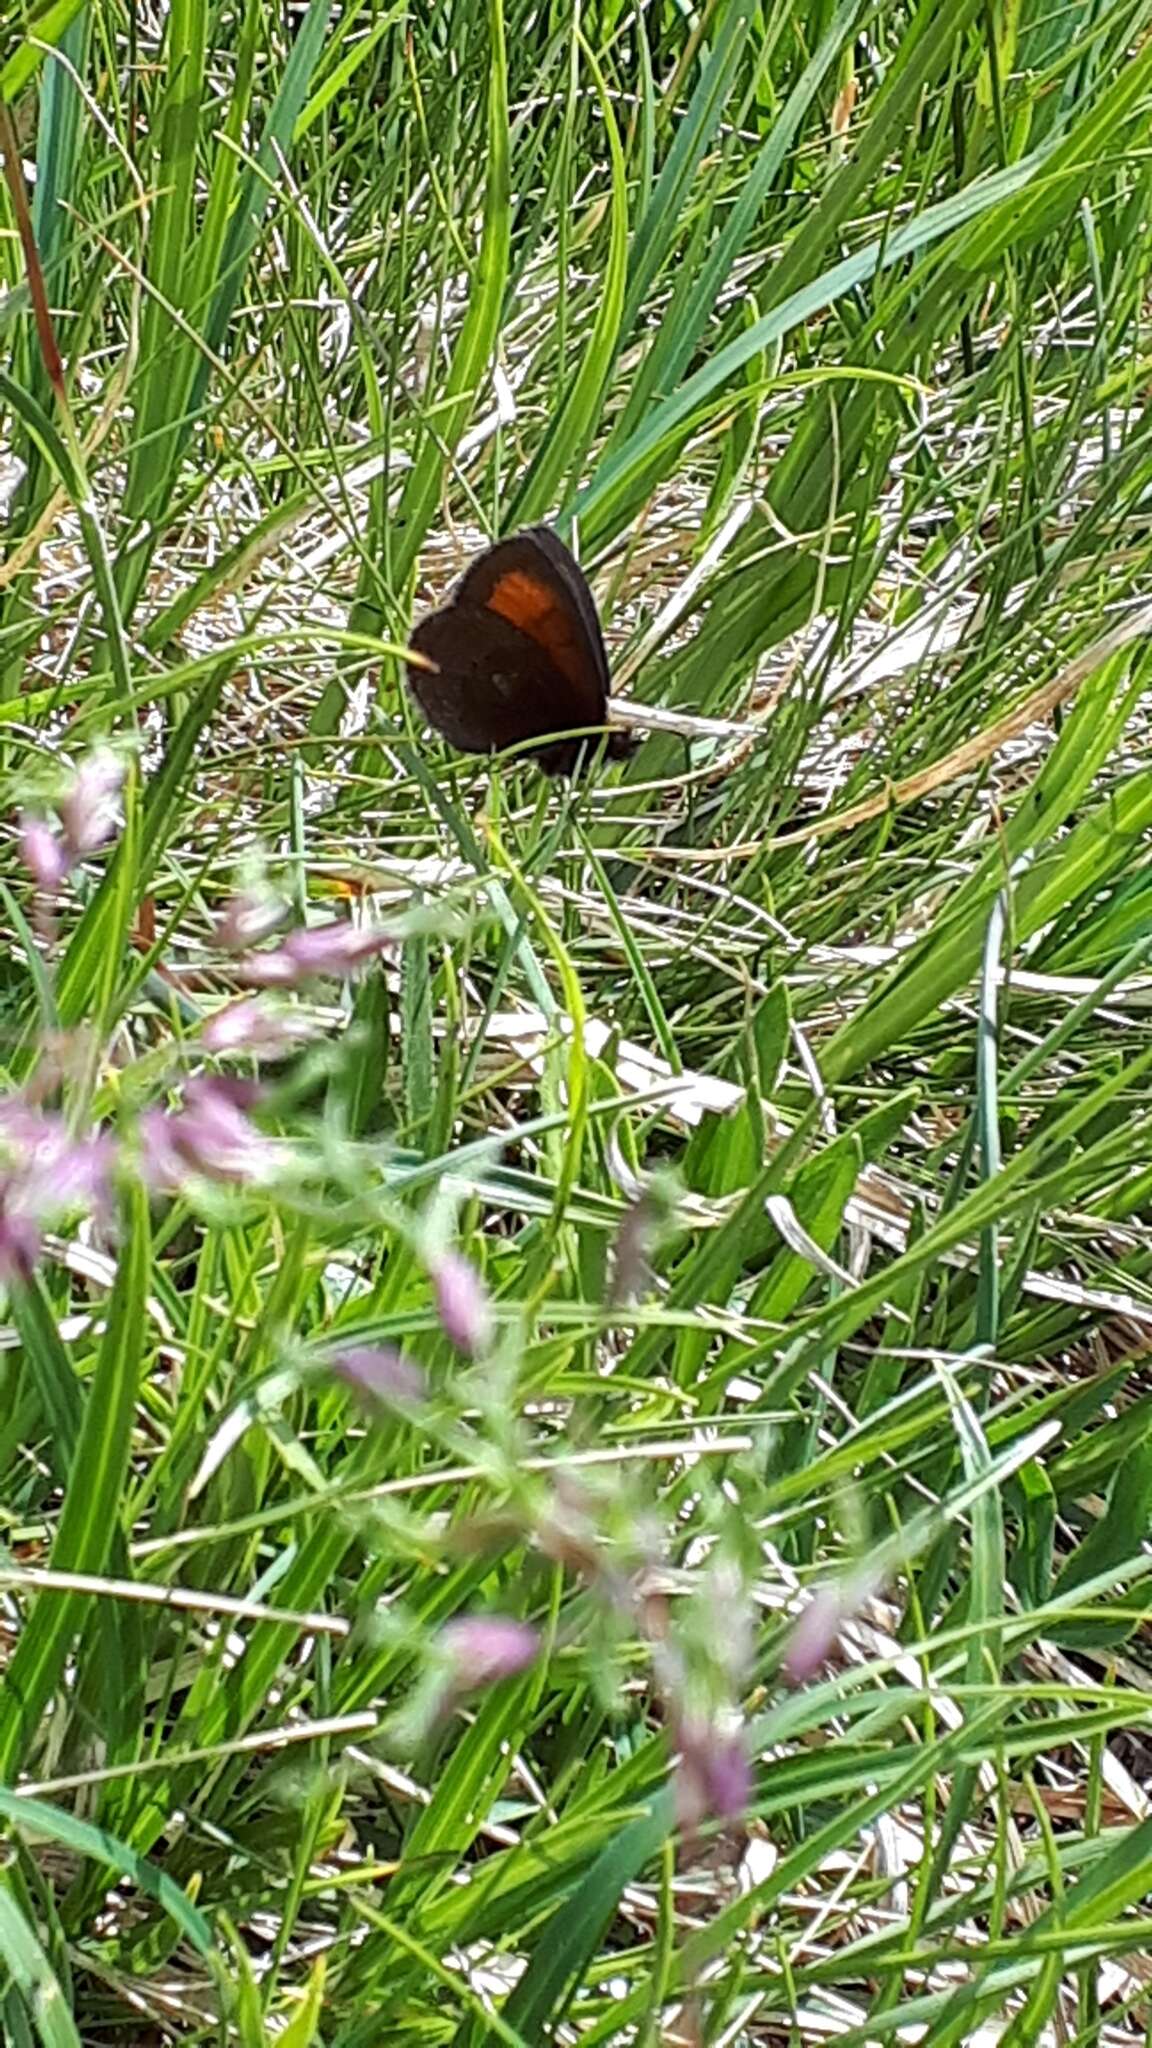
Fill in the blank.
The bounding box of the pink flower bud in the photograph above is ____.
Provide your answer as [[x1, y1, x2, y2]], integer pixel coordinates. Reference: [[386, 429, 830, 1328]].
[[432, 1249, 493, 1356], [18, 816, 71, 893], [779, 1576, 874, 1688], [202, 998, 314, 1058], [58, 749, 124, 858], [330, 1344, 428, 1410], [241, 919, 394, 987], [674, 1718, 751, 1832], [438, 1616, 540, 1689]]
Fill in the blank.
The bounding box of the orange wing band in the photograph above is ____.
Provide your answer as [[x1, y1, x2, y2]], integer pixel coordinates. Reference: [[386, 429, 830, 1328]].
[[483, 570, 594, 697]]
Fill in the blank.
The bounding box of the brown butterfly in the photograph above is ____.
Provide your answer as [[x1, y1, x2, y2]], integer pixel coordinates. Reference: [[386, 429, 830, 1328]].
[[405, 525, 634, 776]]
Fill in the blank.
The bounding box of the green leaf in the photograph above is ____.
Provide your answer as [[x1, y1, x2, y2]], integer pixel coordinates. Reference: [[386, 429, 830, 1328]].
[[1049, 1438, 1152, 1648], [0, 2, 87, 100]]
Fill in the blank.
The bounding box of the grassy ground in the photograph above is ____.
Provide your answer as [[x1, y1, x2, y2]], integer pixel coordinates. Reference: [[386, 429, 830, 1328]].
[[2, 0, 1152, 2041]]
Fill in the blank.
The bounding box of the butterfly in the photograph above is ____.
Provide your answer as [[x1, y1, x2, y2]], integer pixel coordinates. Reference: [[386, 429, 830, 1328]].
[[405, 525, 634, 776]]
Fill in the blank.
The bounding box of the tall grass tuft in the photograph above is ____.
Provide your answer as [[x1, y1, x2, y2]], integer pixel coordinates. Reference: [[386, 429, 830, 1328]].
[[1, 0, 1152, 2040]]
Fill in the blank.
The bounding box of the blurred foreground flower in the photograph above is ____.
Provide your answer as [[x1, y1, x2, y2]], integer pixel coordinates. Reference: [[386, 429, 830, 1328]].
[[202, 997, 316, 1059], [241, 918, 395, 986], [139, 1077, 291, 1190], [655, 1557, 755, 1834], [0, 1196, 43, 1287], [213, 886, 291, 952], [58, 749, 124, 858], [0, 1103, 114, 1285], [438, 1615, 540, 1690], [18, 816, 71, 895], [17, 749, 126, 903], [608, 1171, 680, 1306], [330, 1343, 428, 1412], [780, 1571, 876, 1688], [387, 1610, 541, 1752], [432, 1248, 493, 1356], [672, 1714, 751, 1833]]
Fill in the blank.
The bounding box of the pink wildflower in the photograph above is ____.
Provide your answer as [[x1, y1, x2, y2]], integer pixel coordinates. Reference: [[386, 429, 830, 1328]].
[[241, 920, 394, 987], [213, 888, 291, 952], [330, 1344, 428, 1410], [432, 1249, 493, 1356], [19, 816, 70, 893], [0, 1103, 115, 1285], [202, 998, 314, 1058], [58, 749, 124, 859], [438, 1616, 540, 1690], [139, 1077, 290, 1189]]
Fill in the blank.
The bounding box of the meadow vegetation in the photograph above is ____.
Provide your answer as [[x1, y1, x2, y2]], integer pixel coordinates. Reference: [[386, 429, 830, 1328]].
[[1, 0, 1152, 2041]]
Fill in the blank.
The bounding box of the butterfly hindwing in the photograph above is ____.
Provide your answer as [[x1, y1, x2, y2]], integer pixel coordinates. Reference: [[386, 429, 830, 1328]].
[[407, 604, 579, 760]]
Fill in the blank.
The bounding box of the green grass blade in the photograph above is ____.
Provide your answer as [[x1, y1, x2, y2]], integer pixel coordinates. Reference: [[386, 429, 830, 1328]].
[[384, 0, 511, 590], [0, 1183, 150, 1781], [508, 35, 628, 526], [500, 1794, 673, 2041], [0, 1790, 215, 1960]]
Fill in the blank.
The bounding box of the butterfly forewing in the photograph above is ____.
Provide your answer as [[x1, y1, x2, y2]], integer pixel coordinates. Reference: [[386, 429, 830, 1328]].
[[407, 606, 583, 761], [456, 527, 611, 710], [405, 526, 623, 775]]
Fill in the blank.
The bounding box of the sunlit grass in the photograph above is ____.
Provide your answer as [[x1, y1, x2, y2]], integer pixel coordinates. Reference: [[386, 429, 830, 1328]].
[[1, 0, 1151, 2041]]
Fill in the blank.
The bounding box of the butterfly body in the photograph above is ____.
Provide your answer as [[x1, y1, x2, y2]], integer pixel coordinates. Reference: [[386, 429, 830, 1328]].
[[406, 524, 633, 776]]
